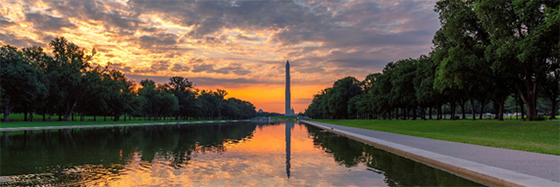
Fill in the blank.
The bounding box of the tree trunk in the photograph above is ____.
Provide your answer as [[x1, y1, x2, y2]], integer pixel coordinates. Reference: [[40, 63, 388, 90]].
[[114, 114, 120, 121], [403, 107, 407, 120], [520, 100, 525, 120], [469, 99, 476, 120], [428, 107, 433, 120], [498, 97, 505, 121], [479, 100, 486, 120], [63, 98, 78, 121], [412, 107, 417, 120], [420, 107, 425, 120], [80, 108, 85, 121], [58, 107, 62, 121], [437, 105, 442, 120], [450, 102, 456, 120], [493, 101, 499, 120], [29, 111, 34, 122], [460, 103, 466, 119], [3, 105, 10, 122], [24, 110, 28, 121], [515, 67, 538, 119], [550, 99, 557, 119]]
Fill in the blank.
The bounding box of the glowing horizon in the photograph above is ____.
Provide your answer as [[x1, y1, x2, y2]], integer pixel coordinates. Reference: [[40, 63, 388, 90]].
[[0, 0, 441, 113]]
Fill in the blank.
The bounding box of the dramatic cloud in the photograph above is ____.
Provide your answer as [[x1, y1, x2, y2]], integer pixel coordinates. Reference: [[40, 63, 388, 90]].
[[25, 13, 76, 31], [0, 0, 441, 113]]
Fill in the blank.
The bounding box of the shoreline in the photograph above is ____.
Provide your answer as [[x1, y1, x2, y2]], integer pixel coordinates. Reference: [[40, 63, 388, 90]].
[[0, 120, 252, 132]]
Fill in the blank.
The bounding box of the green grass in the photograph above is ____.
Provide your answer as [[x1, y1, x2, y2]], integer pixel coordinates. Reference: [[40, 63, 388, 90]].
[[311, 119, 560, 155], [0, 113, 242, 129], [1, 113, 133, 122]]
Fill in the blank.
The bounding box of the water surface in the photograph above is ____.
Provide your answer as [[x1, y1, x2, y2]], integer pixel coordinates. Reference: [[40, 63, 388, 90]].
[[1, 121, 483, 186]]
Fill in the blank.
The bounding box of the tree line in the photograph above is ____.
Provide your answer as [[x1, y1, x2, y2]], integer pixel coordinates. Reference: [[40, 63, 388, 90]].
[[1, 37, 257, 122], [305, 0, 559, 121]]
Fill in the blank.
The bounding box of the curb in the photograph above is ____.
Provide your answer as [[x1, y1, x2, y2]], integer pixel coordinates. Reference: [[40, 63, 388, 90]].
[[301, 120, 559, 187]]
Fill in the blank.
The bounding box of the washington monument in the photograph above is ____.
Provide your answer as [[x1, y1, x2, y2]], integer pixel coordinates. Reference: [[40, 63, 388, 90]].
[[285, 60, 293, 116]]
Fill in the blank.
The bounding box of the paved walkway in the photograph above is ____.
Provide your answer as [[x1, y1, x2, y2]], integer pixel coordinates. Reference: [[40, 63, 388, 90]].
[[301, 120, 560, 186]]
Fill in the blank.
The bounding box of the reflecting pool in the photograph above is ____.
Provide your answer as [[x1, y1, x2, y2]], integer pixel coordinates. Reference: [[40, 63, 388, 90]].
[[0, 121, 483, 186]]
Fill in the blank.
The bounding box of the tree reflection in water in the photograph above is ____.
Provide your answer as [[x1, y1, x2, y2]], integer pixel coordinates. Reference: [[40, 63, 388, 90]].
[[306, 125, 483, 187], [0, 123, 257, 185]]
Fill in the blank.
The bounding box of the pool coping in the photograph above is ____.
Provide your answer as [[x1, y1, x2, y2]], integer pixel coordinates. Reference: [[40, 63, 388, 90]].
[[0, 120, 251, 132], [301, 120, 559, 187]]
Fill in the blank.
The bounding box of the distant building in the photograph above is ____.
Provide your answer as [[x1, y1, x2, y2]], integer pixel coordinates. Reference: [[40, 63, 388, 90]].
[[257, 109, 264, 113]]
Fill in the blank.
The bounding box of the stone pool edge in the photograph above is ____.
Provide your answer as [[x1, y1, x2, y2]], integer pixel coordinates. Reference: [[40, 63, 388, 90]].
[[300, 120, 558, 187], [0, 120, 252, 132]]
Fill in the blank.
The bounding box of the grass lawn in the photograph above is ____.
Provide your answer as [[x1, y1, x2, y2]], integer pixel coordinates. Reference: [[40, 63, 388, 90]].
[[0, 113, 243, 129], [311, 119, 560, 155], [0, 119, 228, 129]]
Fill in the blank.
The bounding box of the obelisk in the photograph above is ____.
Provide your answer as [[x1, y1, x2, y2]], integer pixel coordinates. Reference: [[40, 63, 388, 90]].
[[285, 60, 291, 116]]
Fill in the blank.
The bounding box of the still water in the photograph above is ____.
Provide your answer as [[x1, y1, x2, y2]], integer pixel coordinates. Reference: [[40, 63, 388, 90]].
[[1, 121, 483, 186]]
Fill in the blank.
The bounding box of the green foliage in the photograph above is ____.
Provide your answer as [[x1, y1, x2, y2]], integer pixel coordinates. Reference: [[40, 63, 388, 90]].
[[305, 77, 362, 119], [1, 37, 257, 123], [0, 45, 47, 122], [474, 0, 560, 118]]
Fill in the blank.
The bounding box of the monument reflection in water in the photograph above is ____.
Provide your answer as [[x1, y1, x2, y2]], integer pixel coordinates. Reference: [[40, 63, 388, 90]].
[[0, 121, 482, 186], [285, 120, 293, 178]]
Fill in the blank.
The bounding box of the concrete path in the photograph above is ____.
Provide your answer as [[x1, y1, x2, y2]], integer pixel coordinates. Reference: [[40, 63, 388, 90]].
[[301, 120, 560, 187]]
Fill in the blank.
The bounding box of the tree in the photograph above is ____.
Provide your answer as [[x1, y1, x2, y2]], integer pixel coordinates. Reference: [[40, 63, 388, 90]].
[[371, 67, 394, 119], [541, 60, 560, 119], [414, 55, 437, 120], [197, 89, 228, 119], [166, 76, 196, 120], [139, 79, 159, 120], [434, 0, 513, 120], [48, 37, 98, 121], [0, 45, 47, 122], [305, 89, 330, 119], [475, 0, 560, 119], [390, 58, 418, 119], [347, 94, 364, 119], [361, 73, 382, 93], [20, 46, 50, 121], [103, 69, 137, 121], [326, 76, 363, 119]]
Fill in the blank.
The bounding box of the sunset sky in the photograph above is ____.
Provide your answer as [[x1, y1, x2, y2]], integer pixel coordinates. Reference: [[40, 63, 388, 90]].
[[0, 0, 441, 113]]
